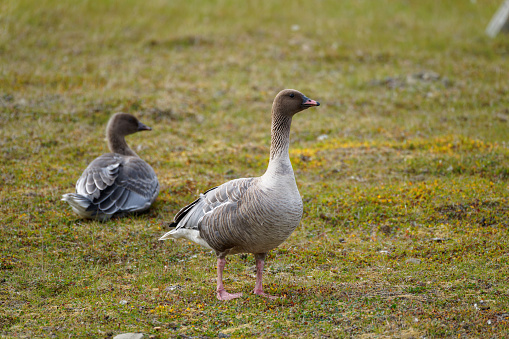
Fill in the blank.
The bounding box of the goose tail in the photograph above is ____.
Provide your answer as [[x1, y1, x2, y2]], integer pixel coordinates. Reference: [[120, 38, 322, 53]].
[[159, 228, 212, 249], [61, 193, 111, 221], [158, 228, 178, 241]]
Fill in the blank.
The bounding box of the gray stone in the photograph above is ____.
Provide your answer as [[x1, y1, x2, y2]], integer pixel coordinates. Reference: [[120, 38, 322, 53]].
[[405, 258, 421, 265], [113, 333, 144, 339]]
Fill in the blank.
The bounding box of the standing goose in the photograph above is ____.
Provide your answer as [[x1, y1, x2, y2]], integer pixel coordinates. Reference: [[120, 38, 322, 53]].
[[62, 113, 159, 221], [160, 89, 320, 300]]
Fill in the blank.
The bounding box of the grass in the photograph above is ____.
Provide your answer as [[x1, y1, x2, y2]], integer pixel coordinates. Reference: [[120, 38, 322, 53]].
[[1, 0, 509, 337]]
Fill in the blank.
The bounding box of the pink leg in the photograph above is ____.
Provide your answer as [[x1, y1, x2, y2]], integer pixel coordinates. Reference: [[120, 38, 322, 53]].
[[253, 255, 278, 299], [216, 258, 242, 301]]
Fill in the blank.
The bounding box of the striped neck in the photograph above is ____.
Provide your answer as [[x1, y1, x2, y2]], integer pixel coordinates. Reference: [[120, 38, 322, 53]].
[[269, 107, 292, 161], [264, 107, 294, 179]]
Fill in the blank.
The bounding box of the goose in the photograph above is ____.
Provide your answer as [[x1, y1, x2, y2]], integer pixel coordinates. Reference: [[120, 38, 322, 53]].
[[159, 89, 320, 300], [62, 113, 159, 221]]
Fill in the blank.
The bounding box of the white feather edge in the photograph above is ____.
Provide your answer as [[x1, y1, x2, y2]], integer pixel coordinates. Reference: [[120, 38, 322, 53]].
[[159, 228, 212, 249]]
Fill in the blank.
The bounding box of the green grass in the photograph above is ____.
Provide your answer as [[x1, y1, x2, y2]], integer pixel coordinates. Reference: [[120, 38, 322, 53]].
[[1, 0, 509, 337]]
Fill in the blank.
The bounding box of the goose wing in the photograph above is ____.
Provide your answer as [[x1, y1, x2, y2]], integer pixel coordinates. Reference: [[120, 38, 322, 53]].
[[76, 153, 159, 215], [170, 177, 257, 232]]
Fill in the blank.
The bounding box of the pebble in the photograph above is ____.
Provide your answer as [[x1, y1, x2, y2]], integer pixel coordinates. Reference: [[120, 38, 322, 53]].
[[113, 333, 144, 339], [405, 258, 421, 264]]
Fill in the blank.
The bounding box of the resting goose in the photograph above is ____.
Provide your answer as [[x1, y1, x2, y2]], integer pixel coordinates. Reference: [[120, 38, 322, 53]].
[[62, 113, 159, 221], [160, 89, 320, 300]]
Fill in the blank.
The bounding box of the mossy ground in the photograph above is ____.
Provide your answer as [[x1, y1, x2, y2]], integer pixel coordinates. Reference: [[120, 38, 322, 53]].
[[1, 0, 508, 337]]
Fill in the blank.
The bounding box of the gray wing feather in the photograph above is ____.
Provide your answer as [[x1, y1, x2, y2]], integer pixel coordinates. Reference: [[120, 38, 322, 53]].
[[73, 153, 159, 218], [122, 191, 150, 211], [172, 178, 256, 233], [112, 187, 129, 207], [92, 172, 105, 190], [198, 178, 272, 252]]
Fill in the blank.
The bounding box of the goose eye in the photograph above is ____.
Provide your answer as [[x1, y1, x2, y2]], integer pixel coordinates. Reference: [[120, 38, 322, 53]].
[[289, 93, 294, 98]]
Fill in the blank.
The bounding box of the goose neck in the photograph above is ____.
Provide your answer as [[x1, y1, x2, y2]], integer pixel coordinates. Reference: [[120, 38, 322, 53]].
[[107, 132, 137, 157], [269, 113, 292, 161]]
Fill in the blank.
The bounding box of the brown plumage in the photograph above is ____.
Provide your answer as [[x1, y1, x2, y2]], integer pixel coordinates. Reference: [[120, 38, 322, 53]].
[[160, 89, 320, 300], [62, 113, 159, 221]]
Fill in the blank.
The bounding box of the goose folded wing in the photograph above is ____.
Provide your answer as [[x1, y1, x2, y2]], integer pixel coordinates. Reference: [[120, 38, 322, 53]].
[[197, 178, 259, 250], [75, 154, 122, 200], [96, 157, 159, 213], [171, 177, 256, 230], [76, 155, 158, 215], [115, 157, 159, 198]]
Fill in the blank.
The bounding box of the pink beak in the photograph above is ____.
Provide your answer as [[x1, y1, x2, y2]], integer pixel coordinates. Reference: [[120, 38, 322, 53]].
[[302, 96, 320, 107]]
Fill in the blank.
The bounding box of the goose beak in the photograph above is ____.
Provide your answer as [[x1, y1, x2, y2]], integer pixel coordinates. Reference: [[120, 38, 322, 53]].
[[138, 122, 152, 131], [302, 96, 320, 108]]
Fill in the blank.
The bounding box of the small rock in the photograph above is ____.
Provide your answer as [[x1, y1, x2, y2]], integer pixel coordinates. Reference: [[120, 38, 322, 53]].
[[218, 333, 231, 338], [405, 258, 421, 265], [317, 134, 329, 141], [165, 284, 182, 292], [113, 333, 144, 339], [119, 300, 128, 305], [194, 114, 205, 123], [417, 71, 440, 81], [495, 113, 509, 122]]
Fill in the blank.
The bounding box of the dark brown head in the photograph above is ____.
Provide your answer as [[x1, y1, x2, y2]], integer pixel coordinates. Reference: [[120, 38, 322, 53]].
[[272, 89, 320, 116], [106, 113, 151, 137]]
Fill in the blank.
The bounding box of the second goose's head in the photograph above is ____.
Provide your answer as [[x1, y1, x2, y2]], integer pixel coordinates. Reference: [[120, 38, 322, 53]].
[[107, 113, 152, 137], [273, 89, 320, 117]]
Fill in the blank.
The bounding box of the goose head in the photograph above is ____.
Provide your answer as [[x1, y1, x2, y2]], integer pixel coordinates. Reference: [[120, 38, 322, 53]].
[[107, 113, 152, 137], [273, 89, 320, 117]]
